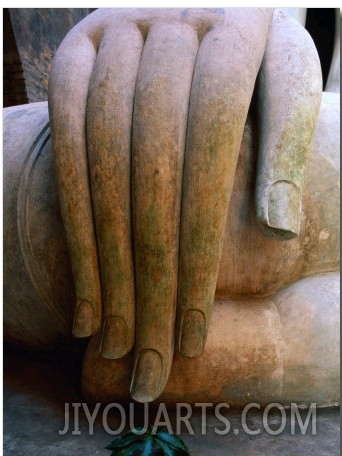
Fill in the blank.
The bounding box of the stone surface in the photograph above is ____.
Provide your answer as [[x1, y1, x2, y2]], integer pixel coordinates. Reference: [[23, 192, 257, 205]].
[[3, 348, 340, 455], [5, 8, 92, 104], [47, 8, 329, 403], [83, 273, 339, 407], [3, 9, 28, 107], [3, 8, 340, 410], [3, 93, 340, 407], [3, 102, 75, 351]]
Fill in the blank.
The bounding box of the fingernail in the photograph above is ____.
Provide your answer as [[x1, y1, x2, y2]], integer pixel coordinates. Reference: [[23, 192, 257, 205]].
[[130, 350, 163, 403], [179, 310, 206, 357], [267, 180, 301, 239], [73, 299, 94, 338], [100, 316, 128, 359]]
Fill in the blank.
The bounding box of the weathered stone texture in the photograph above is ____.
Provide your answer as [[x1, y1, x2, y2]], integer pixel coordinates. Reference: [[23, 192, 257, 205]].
[[3, 93, 340, 406], [3, 9, 28, 107], [5, 8, 93, 104]]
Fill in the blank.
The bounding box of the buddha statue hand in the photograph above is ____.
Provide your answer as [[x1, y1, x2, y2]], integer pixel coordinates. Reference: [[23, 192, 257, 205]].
[[48, 8, 322, 402]]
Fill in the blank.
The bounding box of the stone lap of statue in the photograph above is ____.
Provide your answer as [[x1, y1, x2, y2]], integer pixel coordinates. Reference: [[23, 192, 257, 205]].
[[3, 93, 339, 406], [3, 8, 339, 406]]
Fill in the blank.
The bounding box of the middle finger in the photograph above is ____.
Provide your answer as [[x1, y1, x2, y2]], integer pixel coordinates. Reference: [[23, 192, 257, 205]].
[[131, 21, 198, 402]]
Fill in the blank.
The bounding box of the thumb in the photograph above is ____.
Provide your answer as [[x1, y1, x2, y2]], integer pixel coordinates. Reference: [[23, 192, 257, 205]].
[[255, 10, 322, 240]]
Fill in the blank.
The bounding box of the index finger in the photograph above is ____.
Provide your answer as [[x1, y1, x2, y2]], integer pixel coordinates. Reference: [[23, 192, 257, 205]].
[[177, 9, 272, 358]]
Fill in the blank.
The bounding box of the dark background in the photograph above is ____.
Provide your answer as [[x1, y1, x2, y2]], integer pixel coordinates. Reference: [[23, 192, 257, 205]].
[[3, 8, 339, 107]]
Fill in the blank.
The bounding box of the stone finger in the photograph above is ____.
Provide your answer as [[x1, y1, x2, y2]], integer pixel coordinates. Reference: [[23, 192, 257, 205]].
[[255, 10, 322, 240], [177, 10, 272, 357], [130, 22, 198, 402]]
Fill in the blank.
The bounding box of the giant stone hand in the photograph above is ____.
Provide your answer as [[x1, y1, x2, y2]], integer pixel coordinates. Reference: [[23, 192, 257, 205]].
[[48, 8, 322, 402]]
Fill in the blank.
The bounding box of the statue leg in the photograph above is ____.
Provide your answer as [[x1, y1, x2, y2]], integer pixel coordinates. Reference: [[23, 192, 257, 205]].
[[82, 272, 340, 407]]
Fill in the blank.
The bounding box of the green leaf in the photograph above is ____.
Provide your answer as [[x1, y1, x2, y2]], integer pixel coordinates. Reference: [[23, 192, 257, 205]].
[[105, 426, 190, 456], [141, 436, 153, 456], [155, 431, 189, 453], [154, 438, 175, 456]]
